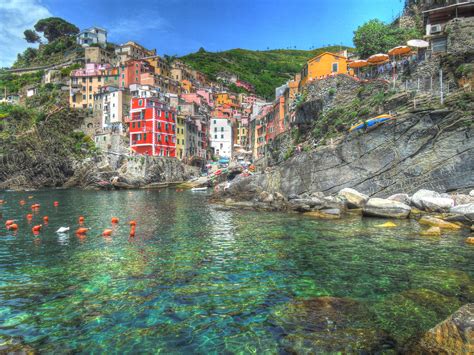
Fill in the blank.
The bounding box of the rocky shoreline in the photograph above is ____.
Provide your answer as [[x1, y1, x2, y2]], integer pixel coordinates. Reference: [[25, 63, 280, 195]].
[[213, 186, 474, 240]]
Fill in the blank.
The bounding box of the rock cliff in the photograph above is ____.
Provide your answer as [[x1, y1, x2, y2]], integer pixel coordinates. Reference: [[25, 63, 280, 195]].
[[222, 109, 474, 199]]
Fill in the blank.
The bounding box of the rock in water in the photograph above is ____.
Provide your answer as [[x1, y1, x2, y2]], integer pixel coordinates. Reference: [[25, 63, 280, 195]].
[[420, 226, 441, 236], [362, 198, 411, 218], [411, 189, 454, 212], [419, 216, 461, 230], [388, 193, 411, 205], [409, 303, 474, 354], [450, 203, 474, 223], [338, 188, 369, 209]]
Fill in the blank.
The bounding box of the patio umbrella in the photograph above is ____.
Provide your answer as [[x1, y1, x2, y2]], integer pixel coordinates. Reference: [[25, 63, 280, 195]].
[[348, 60, 368, 78], [367, 53, 389, 64], [388, 45, 411, 56], [407, 39, 429, 48], [348, 60, 368, 68]]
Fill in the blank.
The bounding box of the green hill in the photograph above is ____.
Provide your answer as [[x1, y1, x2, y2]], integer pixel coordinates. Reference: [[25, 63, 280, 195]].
[[180, 46, 353, 99]]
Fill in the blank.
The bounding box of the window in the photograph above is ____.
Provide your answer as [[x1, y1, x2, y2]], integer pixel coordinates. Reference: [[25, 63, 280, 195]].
[[83, 95, 86, 100], [165, 135, 168, 142], [221, 127, 224, 132], [220, 143, 223, 149], [214, 127, 217, 132], [332, 62, 338, 73], [132, 122, 135, 129], [143, 133, 147, 141], [138, 99, 143, 106], [138, 122, 141, 128], [82, 78, 86, 83], [213, 120, 216, 124], [89, 86, 92, 91], [214, 134, 217, 139], [221, 134, 224, 139], [165, 123, 169, 131], [432, 37, 447, 53], [122, 74, 125, 79], [89, 78, 93, 83]]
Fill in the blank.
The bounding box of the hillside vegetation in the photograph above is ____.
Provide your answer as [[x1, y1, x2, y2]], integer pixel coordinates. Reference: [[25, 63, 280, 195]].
[[180, 46, 353, 98]]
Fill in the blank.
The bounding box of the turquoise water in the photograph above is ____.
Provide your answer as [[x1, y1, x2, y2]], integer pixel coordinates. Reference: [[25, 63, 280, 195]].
[[0, 189, 473, 353]]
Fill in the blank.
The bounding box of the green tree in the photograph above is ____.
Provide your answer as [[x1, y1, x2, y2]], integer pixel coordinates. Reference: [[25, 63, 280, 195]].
[[24, 29, 41, 43], [353, 19, 421, 58], [34, 17, 79, 43]]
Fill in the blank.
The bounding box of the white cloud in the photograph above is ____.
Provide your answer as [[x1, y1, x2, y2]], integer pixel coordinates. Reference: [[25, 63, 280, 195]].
[[0, 0, 51, 67]]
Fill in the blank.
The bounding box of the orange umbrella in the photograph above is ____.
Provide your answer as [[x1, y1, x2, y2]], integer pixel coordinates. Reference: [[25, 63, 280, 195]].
[[388, 46, 411, 56], [349, 60, 368, 68], [367, 53, 389, 64]]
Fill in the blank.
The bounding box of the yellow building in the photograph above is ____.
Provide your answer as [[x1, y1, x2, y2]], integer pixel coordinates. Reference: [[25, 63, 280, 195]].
[[69, 65, 118, 110], [300, 52, 350, 87], [176, 114, 186, 160], [144, 56, 172, 78]]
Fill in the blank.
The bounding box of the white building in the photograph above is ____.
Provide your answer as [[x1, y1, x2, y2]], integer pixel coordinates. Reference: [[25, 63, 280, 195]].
[[93, 87, 130, 133], [210, 117, 233, 159], [77, 27, 107, 47]]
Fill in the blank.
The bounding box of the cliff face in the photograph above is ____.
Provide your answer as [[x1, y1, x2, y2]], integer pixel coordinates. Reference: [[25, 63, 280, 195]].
[[225, 109, 474, 199]]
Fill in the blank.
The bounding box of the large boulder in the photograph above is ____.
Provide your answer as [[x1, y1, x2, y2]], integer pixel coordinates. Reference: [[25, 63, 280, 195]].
[[409, 303, 474, 354], [338, 188, 369, 209], [411, 189, 454, 212], [451, 194, 474, 206], [450, 203, 474, 223], [363, 198, 411, 218], [388, 193, 411, 205]]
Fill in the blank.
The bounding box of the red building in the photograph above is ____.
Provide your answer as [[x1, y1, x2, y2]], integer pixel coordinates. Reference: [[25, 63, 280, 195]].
[[118, 60, 154, 89], [129, 97, 176, 156]]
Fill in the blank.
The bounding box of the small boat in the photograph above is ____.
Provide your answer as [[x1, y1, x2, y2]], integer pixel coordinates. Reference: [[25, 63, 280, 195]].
[[191, 187, 208, 192], [56, 227, 70, 233], [349, 114, 394, 132]]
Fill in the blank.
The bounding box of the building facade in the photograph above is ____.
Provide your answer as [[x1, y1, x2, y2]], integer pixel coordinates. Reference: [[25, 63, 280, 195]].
[[210, 117, 233, 158], [77, 27, 107, 47], [129, 97, 176, 156]]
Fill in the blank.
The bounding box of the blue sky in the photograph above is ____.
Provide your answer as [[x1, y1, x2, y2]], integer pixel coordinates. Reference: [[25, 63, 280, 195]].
[[1, 0, 405, 67]]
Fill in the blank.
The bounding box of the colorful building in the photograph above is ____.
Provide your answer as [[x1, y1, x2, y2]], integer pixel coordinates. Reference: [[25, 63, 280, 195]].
[[300, 52, 350, 86], [210, 117, 233, 158], [77, 27, 107, 47], [115, 41, 156, 64], [70, 63, 117, 110], [144, 56, 172, 78], [176, 114, 186, 160], [117, 60, 154, 89], [128, 97, 176, 156]]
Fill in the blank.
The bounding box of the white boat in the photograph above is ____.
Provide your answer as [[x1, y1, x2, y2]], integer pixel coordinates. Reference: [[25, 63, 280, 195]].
[[191, 187, 208, 191]]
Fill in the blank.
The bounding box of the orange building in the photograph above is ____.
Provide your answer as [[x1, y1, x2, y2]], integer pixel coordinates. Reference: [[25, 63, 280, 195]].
[[300, 52, 350, 87]]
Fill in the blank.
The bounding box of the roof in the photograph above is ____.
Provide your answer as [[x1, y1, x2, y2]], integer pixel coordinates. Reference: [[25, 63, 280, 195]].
[[308, 52, 348, 63]]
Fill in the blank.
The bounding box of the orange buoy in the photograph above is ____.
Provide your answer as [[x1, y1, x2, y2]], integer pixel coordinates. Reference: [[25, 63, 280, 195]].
[[111, 217, 119, 224], [26, 214, 33, 220], [5, 220, 14, 227], [20, 200, 26, 205], [129, 220, 136, 227], [53, 201, 59, 207], [32, 225, 42, 233], [129, 226, 136, 237], [0, 200, 4, 204], [79, 216, 85, 223], [102, 229, 113, 236], [76, 227, 88, 235], [43, 216, 49, 223], [8, 223, 18, 231]]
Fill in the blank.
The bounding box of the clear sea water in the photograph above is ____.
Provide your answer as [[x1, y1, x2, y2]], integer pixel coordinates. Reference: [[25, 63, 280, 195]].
[[0, 189, 472, 353]]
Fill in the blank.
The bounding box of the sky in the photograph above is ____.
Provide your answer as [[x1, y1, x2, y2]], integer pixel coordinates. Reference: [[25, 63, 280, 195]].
[[0, 0, 405, 67]]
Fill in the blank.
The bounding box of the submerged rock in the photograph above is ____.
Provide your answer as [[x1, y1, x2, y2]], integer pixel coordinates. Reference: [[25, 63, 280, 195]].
[[338, 188, 369, 209], [362, 198, 411, 218], [273, 297, 393, 353], [409, 303, 474, 354], [371, 289, 462, 348], [420, 226, 441, 236], [418, 216, 461, 230], [303, 208, 341, 219]]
